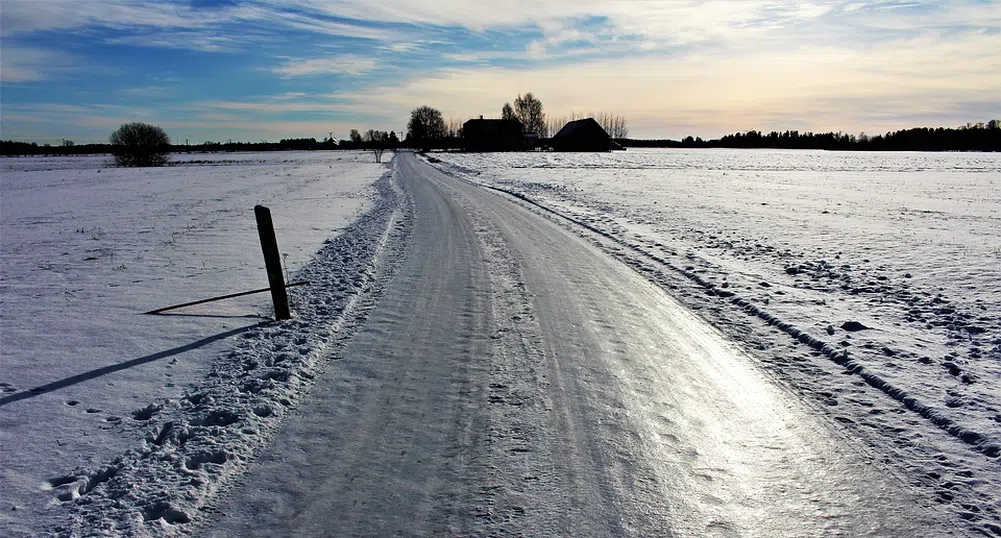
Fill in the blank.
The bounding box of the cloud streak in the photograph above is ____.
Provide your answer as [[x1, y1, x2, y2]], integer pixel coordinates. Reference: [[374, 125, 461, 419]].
[[0, 47, 76, 82], [272, 55, 379, 77]]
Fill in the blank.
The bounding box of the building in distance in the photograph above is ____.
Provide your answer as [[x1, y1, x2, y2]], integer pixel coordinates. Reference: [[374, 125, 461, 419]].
[[462, 117, 527, 151], [551, 118, 618, 152]]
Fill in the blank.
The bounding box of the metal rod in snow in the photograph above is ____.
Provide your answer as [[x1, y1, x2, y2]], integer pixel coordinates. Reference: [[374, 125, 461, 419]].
[[142, 281, 310, 315]]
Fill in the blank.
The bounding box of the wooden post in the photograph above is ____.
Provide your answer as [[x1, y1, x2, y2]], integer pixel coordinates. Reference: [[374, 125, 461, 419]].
[[254, 205, 291, 320]]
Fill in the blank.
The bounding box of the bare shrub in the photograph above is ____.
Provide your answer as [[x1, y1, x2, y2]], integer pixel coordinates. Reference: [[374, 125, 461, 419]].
[[110, 122, 171, 167], [365, 129, 389, 163]]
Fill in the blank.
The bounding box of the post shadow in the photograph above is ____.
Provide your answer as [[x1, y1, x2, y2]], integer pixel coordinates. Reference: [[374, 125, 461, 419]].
[[0, 321, 267, 407], [150, 312, 269, 320]]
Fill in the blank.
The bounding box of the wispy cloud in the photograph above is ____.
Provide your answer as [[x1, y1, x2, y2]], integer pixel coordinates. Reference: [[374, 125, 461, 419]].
[[117, 85, 172, 98], [193, 100, 350, 114], [235, 4, 405, 42], [272, 55, 379, 77], [1, 102, 160, 141], [105, 31, 242, 52], [4, 102, 158, 119], [273, 92, 309, 100], [0, 1, 404, 49], [0, 1, 237, 39], [0, 47, 76, 82]]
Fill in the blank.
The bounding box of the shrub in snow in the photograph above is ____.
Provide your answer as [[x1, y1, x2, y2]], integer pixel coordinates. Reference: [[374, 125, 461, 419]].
[[110, 122, 171, 167]]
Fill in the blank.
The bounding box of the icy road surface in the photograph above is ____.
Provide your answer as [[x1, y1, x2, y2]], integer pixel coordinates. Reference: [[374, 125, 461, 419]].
[[202, 153, 958, 537]]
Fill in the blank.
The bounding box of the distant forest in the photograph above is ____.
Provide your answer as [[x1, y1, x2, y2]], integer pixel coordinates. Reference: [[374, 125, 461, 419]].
[[621, 120, 1000, 152], [0, 136, 390, 157], [2, 120, 998, 156]]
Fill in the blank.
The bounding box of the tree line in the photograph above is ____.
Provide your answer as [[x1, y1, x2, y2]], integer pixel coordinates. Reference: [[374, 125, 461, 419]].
[[5, 118, 997, 160], [500, 94, 629, 138], [622, 120, 1000, 152], [547, 111, 629, 139], [1, 130, 403, 158], [404, 93, 629, 146]]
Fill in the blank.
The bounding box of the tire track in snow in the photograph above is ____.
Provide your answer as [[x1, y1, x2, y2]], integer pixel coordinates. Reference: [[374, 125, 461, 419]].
[[421, 157, 999, 536], [475, 182, 999, 459]]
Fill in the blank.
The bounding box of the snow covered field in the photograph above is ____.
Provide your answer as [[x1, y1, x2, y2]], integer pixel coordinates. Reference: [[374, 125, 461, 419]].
[[431, 148, 1001, 534], [3, 147, 999, 535], [0, 151, 395, 535]]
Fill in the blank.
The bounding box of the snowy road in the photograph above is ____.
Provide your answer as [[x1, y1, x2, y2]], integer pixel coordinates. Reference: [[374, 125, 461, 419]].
[[203, 153, 958, 537]]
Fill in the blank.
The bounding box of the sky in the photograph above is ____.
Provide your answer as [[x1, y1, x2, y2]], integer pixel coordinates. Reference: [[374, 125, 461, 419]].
[[1, 0, 999, 143]]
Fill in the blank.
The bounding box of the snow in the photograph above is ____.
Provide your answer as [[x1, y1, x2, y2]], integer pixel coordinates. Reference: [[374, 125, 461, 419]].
[[202, 153, 958, 537], [3, 146, 999, 535], [0, 151, 395, 536], [429, 148, 1001, 535]]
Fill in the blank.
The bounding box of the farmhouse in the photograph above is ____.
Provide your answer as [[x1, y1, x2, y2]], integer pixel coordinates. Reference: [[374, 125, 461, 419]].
[[551, 118, 613, 152], [462, 117, 525, 151]]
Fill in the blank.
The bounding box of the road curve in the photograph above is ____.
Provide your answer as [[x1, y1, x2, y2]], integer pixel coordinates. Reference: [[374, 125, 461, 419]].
[[202, 152, 959, 537]]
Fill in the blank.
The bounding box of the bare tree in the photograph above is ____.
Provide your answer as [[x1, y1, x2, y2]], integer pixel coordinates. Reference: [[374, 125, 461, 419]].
[[546, 115, 567, 137], [407, 105, 447, 148], [365, 130, 389, 163], [613, 115, 629, 138], [350, 129, 362, 144], [501, 103, 517, 121], [447, 118, 465, 138], [550, 112, 629, 138], [599, 114, 628, 138], [109, 122, 170, 167], [514, 93, 545, 135]]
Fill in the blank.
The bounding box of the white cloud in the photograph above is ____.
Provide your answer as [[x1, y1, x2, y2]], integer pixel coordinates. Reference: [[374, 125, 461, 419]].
[[0, 1, 404, 48], [3, 102, 157, 118], [235, 5, 404, 42], [192, 100, 351, 113], [5, 1, 998, 62], [273, 92, 309, 100], [291, 0, 842, 44], [105, 32, 240, 52], [117, 86, 172, 98], [291, 0, 999, 31], [0, 47, 75, 82], [272, 55, 379, 77], [286, 0, 1001, 60], [0, 1, 220, 37]]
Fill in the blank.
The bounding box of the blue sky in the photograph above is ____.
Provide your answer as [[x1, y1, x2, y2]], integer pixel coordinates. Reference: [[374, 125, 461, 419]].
[[1, 0, 999, 143]]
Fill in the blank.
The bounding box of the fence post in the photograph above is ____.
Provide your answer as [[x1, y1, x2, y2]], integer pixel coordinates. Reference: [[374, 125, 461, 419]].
[[254, 205, 291, 320]]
